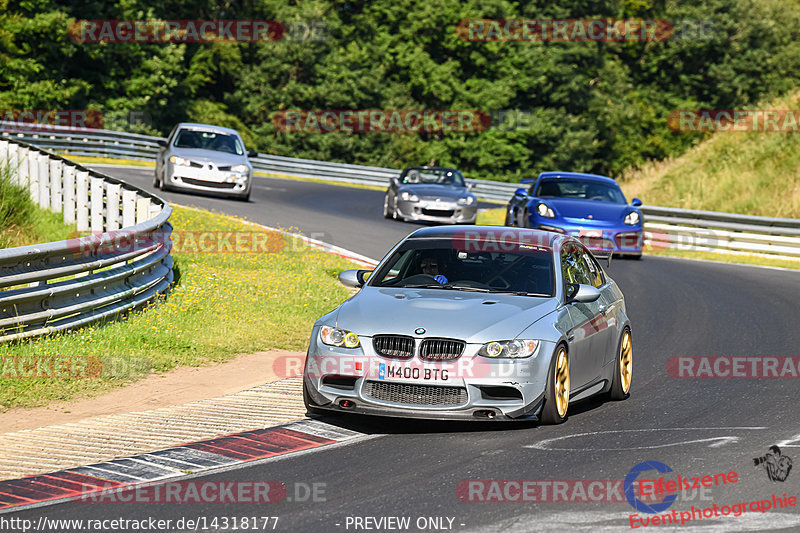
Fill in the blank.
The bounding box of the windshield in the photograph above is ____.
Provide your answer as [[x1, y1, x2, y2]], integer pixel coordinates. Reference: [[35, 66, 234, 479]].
[[535, 179, 626, 204], [370, 238, 554, 296], [400, 168, 466, 187], [173, 129, 244, 155]]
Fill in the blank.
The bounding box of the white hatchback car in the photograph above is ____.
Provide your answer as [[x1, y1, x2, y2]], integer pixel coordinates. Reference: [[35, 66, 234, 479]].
[[155, 123, 257, 201]]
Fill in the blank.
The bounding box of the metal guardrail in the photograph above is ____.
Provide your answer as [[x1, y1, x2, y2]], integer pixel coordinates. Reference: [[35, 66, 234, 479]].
[[3, 123, 800, 262], [0, 138, 173, 342], [0, 123, 519, 202]]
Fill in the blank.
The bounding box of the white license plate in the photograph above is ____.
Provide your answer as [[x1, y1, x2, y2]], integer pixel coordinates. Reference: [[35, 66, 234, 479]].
[[377, 362, 450, 382]]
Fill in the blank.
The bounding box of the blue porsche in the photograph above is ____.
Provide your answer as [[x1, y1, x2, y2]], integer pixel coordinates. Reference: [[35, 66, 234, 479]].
[[504, 171, 644, 258]]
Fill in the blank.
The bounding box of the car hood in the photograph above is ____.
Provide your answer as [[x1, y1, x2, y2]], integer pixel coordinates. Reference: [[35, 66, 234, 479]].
[[401, 184, 468, 199], [334, 287, 558, 343], [170, 147, 249, 166], [537, 197, 630, 220]]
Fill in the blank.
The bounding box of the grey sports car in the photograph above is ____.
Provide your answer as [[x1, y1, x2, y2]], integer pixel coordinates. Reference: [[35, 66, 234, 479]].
[[383, 166, 477, 224], [154, 122, 257, 201], [303, 226, 633, 423]]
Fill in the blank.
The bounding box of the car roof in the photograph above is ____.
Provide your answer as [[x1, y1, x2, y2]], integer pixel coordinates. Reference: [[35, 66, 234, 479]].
[[404, 225, 567, 248], [536, 171, 617, 185], [174, 122, 242, 136], [402, 166, 461, 172]]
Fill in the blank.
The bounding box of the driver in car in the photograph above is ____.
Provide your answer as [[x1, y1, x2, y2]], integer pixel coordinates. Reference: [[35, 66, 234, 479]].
[[420, 253, 448, 285]]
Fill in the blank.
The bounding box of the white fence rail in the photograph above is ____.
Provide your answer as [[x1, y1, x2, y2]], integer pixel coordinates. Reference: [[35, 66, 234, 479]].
[[0, 138, 173, 342], [4, 123, 799, 262]]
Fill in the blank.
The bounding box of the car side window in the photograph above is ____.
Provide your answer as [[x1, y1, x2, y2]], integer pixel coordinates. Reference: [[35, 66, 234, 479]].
[[561, 246, 593, 287], [583, 253, 604, 288]]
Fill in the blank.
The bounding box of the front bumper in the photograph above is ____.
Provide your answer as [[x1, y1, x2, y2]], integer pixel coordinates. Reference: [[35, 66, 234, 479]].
[[165, 164, 251, 197], [396, 199, 477, 224], [303, 332, 553, 421], [535, 221, 643, 255]]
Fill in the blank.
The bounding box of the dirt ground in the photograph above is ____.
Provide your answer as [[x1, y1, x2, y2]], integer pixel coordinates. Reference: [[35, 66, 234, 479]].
[[0, 349, 305, 433]]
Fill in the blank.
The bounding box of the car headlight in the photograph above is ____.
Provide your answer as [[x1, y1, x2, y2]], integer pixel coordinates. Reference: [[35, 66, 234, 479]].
[[320, 326, 360, 348], [400, 191, 419, 202], [624, 211, 640, 225], [536, 203, 555, 218], [457, 196, 475, 206], [230, 164, 249, 173], [168, 155, 191, 166], [479, 339, 539, 358]]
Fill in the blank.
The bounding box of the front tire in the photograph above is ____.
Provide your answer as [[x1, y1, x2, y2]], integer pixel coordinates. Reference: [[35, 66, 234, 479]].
[[153, 171, 161, 189], [383, 195, 392, 219], [540, 345, 570, 424], [608, 328, 632, 400]]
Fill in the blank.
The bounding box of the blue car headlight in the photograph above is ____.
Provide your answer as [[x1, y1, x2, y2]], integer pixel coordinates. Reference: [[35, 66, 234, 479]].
[[624, 211, 641, 225], [536, 203, 555, 218], [320, 326, 360, 348], [479, 339, 539, 358]]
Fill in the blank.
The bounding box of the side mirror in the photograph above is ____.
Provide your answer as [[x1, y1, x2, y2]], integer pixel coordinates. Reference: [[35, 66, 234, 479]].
[[390, 177, 400, 187], [156, 139, 167, 147], [247, 150, 258, 158], [631, 198, 642, 207], [567, 283, 601, 303], [338, 269, 372, 288], [514, 188, 527, 196], [467, 182, 476, 191]]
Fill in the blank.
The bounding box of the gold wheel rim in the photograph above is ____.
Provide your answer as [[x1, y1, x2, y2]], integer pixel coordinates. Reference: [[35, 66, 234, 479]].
[[620, 330, 632, 394], [554, 348, 570, 418]]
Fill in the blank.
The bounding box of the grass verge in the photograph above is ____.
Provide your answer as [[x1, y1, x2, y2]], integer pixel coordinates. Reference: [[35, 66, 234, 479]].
[[0, 205, 359, 410], [0, 164, 76, 248], [620, 90, 800, 218], [63, 154, 155, 168]]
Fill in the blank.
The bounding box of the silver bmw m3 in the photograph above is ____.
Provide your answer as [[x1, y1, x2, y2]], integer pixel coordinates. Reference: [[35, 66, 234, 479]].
[[303, 226, 633, 424]]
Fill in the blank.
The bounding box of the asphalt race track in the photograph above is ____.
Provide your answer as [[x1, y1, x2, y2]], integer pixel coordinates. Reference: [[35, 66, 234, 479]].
[[7, 167, 800, 532]]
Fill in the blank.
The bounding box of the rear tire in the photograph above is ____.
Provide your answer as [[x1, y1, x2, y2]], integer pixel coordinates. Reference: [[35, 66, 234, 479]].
[[540, 345, 570, 424], [608, 328, 632, 400]]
